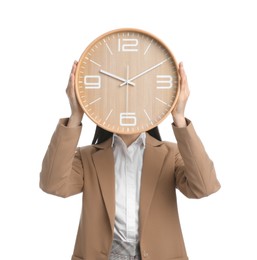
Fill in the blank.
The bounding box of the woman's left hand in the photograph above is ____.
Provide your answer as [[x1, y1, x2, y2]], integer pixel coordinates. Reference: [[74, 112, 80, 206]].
[[171, 62, 190, 127]]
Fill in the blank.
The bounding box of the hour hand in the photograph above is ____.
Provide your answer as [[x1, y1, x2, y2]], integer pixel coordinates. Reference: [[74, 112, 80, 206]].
[[99, 69, 135, 86]]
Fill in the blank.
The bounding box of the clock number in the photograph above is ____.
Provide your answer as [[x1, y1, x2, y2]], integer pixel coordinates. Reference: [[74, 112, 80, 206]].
[[120, 112, 137, 126], [118, 39, 138, 52], [84, 75, 101, 89], [156, 75, 173, 89]]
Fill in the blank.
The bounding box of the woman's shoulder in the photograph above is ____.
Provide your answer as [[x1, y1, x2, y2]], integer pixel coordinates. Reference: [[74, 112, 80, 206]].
[[161, 141, 178, 153], [79, 144, 97, 152], [79, 137, 113, 153], [146, 133, 177, 151]]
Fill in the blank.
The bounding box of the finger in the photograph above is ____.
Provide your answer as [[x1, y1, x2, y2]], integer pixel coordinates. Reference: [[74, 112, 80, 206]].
[[70, 60, 78, 75], [179, 62, 187, 89], [68, 72, 74, 87], [67, 63, 76, 95], [68, 61, 78, 85], [71, 61, 77, 74]]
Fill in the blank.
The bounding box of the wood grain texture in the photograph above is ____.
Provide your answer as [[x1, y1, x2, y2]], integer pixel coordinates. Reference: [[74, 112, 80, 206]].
[[75, 28, 180, 134]]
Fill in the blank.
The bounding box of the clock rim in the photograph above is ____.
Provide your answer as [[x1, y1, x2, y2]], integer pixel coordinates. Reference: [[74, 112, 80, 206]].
[[75, 27, 180, 135]]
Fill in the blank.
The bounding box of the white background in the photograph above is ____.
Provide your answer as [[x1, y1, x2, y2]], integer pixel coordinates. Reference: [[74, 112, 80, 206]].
[[1, 0, 256, 259]]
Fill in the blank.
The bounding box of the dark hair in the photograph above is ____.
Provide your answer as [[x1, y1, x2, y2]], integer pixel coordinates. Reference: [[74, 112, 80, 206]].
[[92, 126, 162, 145]]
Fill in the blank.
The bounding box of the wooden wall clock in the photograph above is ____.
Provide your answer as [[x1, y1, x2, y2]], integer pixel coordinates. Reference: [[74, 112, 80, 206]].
[[75, 28, 180, 134]]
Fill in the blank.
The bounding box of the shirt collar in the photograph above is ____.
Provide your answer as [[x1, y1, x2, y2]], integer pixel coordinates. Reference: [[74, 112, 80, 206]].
[[111, 132, 146, 148]]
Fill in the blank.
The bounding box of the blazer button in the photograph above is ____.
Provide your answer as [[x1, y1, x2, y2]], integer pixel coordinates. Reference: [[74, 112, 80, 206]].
[[143, 250, 149, 258]]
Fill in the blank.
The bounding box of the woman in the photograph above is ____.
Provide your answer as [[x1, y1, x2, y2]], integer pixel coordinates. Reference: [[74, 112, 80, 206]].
[[40, 61, 220, 260]]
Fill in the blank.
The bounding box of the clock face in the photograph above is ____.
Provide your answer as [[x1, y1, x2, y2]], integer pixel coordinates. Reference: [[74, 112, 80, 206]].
[[75, 28, 180, 134]]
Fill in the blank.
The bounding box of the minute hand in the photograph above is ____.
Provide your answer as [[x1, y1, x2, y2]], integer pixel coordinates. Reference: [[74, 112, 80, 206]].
[[120, 58, 170, 87]]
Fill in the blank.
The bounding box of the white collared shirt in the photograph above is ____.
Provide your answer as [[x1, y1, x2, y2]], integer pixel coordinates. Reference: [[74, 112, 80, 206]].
[[111, 133, 146, 243]]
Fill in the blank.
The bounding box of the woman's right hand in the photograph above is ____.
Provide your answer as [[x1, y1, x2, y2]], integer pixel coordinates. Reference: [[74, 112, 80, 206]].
[[66, 61, 84, 127]]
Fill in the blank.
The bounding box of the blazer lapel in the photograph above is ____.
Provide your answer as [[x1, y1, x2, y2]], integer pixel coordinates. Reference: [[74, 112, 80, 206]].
[[139, 134, 166, 238], [92, 139, 115, 232], [91, 134, 166, 239]]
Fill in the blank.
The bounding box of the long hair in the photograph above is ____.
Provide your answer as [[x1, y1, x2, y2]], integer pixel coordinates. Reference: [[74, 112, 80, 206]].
[[92, 126, 162, 145]]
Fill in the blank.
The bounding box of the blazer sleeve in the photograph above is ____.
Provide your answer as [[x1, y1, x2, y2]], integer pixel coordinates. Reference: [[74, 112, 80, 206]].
[[39, 118, 84, 198], [173, 119, 221, 198]]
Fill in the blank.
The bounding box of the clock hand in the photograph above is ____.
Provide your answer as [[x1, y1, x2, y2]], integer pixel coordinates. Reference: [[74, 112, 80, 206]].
[[125, 65, 129, 113], [99, 69, 135, 86], [120, 57, 171, 87]]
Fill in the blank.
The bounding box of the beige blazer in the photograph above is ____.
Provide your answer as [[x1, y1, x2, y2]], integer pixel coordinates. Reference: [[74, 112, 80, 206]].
[[40, 118, 220, 260]]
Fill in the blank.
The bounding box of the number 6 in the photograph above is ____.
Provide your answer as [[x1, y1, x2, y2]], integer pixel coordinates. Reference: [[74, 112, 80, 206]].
[[120, 112, 137, 126]]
